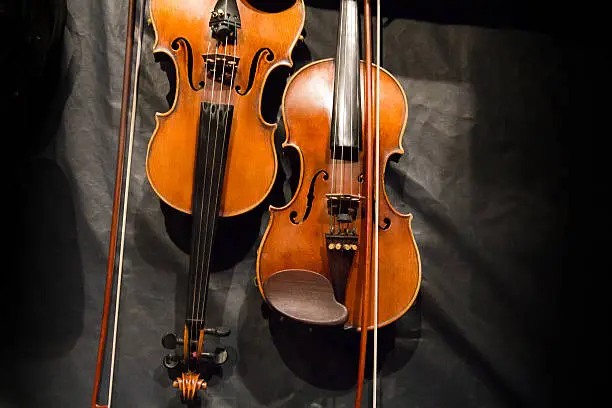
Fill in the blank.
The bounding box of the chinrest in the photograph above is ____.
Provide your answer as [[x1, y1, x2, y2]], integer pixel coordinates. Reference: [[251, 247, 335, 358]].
[[262, 269, 349, 326]]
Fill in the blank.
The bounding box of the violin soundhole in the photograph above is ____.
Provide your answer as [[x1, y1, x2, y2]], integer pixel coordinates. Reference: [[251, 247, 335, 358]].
[[236, 48, 275, 96], [170, 37, 205, 91], [290, 169, 329, 224], [379, 217, 391, 231]]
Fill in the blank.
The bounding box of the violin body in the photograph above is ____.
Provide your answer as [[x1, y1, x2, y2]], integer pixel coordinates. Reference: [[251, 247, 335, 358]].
[[145, 0, 306, 402], [256, 59, 421, 329], [147, 0, 305, 217]]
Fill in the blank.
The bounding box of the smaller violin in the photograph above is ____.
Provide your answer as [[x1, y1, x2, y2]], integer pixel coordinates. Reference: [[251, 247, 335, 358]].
[[256, 0, 421, 406]]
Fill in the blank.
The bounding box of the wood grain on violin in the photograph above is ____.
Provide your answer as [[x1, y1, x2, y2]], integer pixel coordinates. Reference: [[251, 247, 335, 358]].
[[147, 0, 305, 216]]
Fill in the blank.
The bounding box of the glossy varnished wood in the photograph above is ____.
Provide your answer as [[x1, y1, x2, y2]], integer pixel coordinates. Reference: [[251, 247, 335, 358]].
[[147, 0, 305, 216], [256, 59, 421, 329]]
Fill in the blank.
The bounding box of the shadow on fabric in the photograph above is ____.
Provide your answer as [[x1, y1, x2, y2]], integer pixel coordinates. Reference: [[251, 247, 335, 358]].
[[6, 1, 81, 405], [236, 276, 421, 406], [14, 158, 85, 400], [305, 0, 562, 36], [467, 30, 567, 408]]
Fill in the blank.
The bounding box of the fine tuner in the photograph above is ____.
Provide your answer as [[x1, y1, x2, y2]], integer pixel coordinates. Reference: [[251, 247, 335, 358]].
[[161, 328, 230, 369], [162, 327, 230, 349], [163, 348, 229, 370]]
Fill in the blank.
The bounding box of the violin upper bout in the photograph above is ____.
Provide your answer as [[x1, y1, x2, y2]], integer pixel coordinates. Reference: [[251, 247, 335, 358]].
[[233, 0, 306, 120], [274, 0, 307, 65], [375, 65, 409, 155], [241, 0, 306, 65]]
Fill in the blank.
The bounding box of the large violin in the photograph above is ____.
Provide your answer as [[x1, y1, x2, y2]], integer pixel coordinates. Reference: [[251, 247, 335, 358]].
[[91, 0, 305, 406], [147, 0, 305, 402], [255, 0, 421, 405]]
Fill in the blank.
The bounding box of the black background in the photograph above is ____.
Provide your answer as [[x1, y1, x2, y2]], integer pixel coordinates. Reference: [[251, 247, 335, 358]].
[[3, 0, 606, 407]]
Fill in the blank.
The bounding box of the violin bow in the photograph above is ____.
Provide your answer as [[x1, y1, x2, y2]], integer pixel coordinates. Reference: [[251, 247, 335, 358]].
[[372, 0, 382, 404], [355, 0, 381, 406], [91, 0, 146, 406]]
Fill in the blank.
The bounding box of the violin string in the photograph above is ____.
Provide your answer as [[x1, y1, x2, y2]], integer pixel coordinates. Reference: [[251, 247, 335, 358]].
[[203, 19, 238, 330], [339, 4, 346, 214], [220, 24, 238, 181], [357, 1, 363, 205], [217, 23, 238, 207], [195, 0, 233, 335], [107, 0, 145, 405], [349, 1, 354, 228], [189, 39, 214, 339], [195, 13, 231, 331], [331, 62, 337, 235], [372, 0, 381, 405], [331, 1, 344, 234], [190, 40, 212, 346], [193, 36, 218, 344]]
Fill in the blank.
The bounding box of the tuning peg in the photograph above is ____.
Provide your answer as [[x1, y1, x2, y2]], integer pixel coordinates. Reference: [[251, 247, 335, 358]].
[[201, 347, 228, 365], [162, 333, 183, 349], [204, 326, 231, 337], [163, 352, 180, 369]]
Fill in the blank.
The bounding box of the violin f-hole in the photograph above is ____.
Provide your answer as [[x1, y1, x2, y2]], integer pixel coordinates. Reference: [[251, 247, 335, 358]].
[[170, 37, 205, 91], [290, 169, 328, 224], [236, 48, 275, 96], [379, 217, 391, 231]]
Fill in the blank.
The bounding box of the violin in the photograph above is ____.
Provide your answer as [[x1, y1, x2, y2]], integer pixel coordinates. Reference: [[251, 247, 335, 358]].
[[146, 0, 305, 217], [91, 0, 305, 406], [147, 0, 305, 402], [255, 0, 421, 406]]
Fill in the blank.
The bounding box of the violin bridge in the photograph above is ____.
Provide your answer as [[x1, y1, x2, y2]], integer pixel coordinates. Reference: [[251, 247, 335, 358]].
[[203, 54, 240, 85], [173, 371, 207, 401], [326, 194, 361, 227]]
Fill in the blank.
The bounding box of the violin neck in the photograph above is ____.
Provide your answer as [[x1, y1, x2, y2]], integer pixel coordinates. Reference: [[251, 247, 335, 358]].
[[331, 0, 362, 159], [185, 101, 233, 334]]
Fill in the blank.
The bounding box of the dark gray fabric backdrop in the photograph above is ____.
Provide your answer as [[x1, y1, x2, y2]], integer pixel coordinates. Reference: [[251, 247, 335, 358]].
[[10, 0, 594, 407]]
